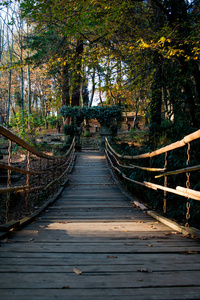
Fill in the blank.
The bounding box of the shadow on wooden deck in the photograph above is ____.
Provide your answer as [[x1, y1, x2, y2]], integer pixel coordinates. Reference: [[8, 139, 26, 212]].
[[0, 152, 200, 299]]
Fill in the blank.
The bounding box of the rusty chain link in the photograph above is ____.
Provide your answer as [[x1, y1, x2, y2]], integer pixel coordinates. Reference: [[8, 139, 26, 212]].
[[163, 152, 168, 214], [185, 142, 191, 227], [25, 151, 30, 210], [6, 140, 12, 222]]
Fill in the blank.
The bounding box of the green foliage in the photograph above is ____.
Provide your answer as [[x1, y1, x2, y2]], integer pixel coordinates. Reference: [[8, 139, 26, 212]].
[[14, 90, 22, 108], [82, 130, 90, 137], [93, 105, 122, 128], [17, 0, 200, 146], [63, 124, 75, 136], [59, 105, 122, 128], [129, 128, 148, 145], [62, 136, 74, 151], [46, 115, 58, 129]]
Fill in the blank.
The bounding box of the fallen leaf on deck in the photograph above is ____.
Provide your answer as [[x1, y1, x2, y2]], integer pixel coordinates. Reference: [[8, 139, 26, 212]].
[[146, 244, 153, 247], [125, 243, 133, 246], [29, 238, 34, 242], [180, 251, 198, 255], [165, 232, 171, 236], [107, 255, 118, 259], [137, 268, 152, 273], [73, 267, 82, 275]]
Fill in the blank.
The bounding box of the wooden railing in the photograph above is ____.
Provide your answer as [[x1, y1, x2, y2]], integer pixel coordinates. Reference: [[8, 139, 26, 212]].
[[0, 125, 75, 225], [105, 129, 200, 227]]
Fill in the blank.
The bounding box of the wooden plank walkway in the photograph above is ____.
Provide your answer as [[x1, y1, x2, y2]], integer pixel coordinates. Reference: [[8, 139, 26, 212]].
[[0, 151, 200, 299]]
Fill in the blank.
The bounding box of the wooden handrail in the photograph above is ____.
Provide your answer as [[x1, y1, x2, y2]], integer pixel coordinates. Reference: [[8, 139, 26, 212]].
[[106, 147, 165, 172], [0, 185, 29, 194], [106, 129, 200, 159], [105, 149, 200, 202], [0, 163, 41, 175], [105, 127, 200, 222], [0, 125, 56, 160], [155, 164, 200, 178], [0, 127, 76, 225]]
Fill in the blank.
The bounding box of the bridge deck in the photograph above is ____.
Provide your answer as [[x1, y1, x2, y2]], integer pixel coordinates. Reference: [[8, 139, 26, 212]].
[[0, 152, 200, 299]]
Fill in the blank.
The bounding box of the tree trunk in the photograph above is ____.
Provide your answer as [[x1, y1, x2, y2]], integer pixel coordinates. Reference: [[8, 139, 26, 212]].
[[97, 66, 103, 105], [6, 11, 14, 128], [89, 68, 96, 107], [149, 53, 162, 142], [20, 18, 24, 132], [7, 69, 12, 128], [27, 65, 31, 130], [116, 57, 122, 106], [62, 62, 70, 106], [71, 38, 83, 107], [27, 26, 31, 130]]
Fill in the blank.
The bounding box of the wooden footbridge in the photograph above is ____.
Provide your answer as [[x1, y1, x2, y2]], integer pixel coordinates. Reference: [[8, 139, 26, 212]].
[[0, 126, 200, 299]]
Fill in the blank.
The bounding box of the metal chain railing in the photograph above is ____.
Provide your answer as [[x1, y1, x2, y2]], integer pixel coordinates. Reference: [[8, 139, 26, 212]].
[[163, 152, 168, 214], [6, 140, 12, 222], [0, 125, 75, 225], [105, 129, 200, 226], [185, 142, 191, 227]]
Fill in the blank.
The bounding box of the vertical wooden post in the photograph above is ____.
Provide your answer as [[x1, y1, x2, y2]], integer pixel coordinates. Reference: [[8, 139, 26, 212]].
[[163, 152, 168, 214], [37, 157, 41, 200], [25, 151, 30, 211], [185, 143, 191, 227], [46, 158, 51, 193], [6, 140, 12, 222]]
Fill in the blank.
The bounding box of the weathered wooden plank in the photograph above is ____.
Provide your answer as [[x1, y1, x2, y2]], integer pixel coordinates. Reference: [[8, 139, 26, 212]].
[[2, 238, 200, 247], [1, 241, 200, 253], [0, 271, 200, 289], [1, 261, 200, 272], [1, 287, 200, 300], [1, 252, 199, 263], [1, 253, 199, 268], [7, 235, 196, 244]]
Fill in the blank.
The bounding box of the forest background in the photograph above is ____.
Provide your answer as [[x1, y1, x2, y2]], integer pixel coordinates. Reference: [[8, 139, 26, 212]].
[[0, 0, 200, 145]]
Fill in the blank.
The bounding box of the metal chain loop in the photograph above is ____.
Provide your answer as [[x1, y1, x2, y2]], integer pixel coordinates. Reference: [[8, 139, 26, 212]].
[[6, 140, 12, 222], [185, 143, 191, 227], [163, 152, 168, 214], [25, 151, 30, 210]]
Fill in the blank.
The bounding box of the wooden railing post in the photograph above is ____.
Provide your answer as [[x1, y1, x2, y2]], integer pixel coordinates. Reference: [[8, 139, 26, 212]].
[[25, 151, 30, 211], [6, 140, 12, 222], [185, 142, 191, 227], [163, 152, 168, 214]]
